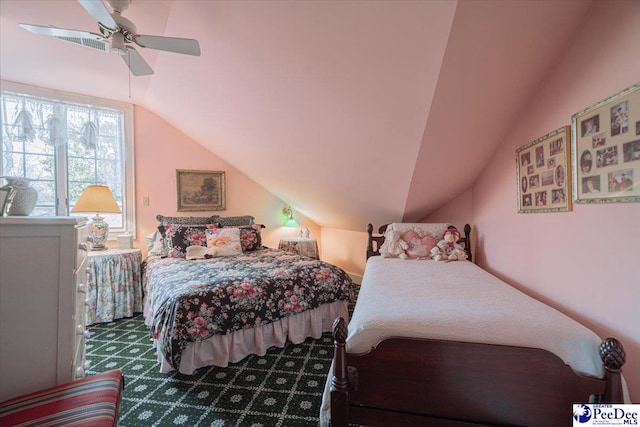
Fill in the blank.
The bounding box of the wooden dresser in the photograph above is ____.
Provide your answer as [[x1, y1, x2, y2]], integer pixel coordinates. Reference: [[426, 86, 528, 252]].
[[0, 216, 89, 401]]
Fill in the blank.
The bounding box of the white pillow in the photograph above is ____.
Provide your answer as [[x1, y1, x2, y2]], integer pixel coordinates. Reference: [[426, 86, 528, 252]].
[[146, 230, 164, 256], [186, 245, 210, 260], [205, 227, 242, 257]]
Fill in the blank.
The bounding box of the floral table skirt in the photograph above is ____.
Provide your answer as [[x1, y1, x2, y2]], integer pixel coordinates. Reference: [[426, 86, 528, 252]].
[[86, 248, 143, 325]]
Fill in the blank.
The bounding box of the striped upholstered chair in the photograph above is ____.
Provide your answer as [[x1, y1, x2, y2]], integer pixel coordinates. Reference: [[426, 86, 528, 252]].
[[0, 370, 124, 426]]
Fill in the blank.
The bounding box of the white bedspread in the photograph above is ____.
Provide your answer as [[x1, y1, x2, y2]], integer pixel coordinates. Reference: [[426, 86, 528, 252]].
[[320, 257, 628, 426], [347, 257, 604, 377]]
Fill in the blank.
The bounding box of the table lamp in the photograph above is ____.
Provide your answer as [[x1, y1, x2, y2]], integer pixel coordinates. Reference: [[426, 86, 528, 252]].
[[71, 185, 121, 250]]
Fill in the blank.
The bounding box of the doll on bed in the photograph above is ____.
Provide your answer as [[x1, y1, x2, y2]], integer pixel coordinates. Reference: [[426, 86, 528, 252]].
[[430, 226, 467, 262]]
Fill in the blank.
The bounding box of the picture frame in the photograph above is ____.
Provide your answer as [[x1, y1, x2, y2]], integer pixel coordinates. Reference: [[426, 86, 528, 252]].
[[571, 83, 640, 203], [176, 169, 226, 211], [516, 125, 572, 213]]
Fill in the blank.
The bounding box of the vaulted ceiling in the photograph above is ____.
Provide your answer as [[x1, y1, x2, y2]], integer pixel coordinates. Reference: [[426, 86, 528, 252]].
[[0, 0, 592, 231]]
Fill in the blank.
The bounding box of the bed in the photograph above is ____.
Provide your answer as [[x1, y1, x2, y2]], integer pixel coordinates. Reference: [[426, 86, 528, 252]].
[[142, 215, 355, 375], [322, 223, 627, 427]]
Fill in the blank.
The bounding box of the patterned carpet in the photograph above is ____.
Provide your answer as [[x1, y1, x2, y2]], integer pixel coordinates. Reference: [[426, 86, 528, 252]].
[[86, 314, 346, 427]]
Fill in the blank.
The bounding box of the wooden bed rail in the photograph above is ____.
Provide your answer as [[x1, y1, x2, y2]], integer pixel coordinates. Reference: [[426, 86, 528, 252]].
[[367, 223, 473, 262], [330, 317, 626, 427]]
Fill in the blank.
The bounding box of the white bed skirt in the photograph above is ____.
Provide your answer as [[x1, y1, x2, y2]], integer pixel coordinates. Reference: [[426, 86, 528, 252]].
[[144, 300, 349, 375]]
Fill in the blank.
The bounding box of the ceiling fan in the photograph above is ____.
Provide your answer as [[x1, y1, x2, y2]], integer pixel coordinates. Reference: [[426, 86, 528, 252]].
[[19, 0, 201, 76]]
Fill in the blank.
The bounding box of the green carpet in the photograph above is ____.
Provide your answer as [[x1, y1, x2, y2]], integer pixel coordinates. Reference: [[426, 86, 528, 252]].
[[87, 315, 341, 427]]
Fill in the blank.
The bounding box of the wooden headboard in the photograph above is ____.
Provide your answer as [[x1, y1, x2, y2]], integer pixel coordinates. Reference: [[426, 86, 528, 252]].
[[366, 223, 472, 262]]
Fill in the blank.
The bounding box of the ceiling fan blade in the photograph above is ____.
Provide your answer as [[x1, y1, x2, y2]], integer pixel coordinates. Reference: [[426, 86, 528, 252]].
[[19, 23, 102, 39], [135, 35, 201, 56], [77, 0, 118, 31], [122, 46, 154, 76], [19, 24, 109, 53]]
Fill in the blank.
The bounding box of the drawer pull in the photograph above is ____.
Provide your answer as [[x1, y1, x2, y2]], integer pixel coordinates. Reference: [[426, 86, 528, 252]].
[[76, 366, 85, 378], [78, 242, 88, 252], [76, 325, 90, 338], [77, 283, 86, 293]]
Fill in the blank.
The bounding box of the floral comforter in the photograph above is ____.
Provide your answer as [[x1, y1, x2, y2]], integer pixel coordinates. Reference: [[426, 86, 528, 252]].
[[144, 248, 354, 371]]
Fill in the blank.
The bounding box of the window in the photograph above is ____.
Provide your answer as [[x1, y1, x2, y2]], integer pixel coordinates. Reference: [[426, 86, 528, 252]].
[[1, 81, 135, 236]]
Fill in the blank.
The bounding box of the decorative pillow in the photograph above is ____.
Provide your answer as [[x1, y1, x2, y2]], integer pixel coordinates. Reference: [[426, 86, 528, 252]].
[[156, 214, 219, 226], [402, 231, 436, 259], [385, 223, 451, 240], [228, 225, 263, 252], [379, 223, 451, 258], [205, 227, 242, 257], [158, 224, 215, 258], [216, 215, 255, 227]]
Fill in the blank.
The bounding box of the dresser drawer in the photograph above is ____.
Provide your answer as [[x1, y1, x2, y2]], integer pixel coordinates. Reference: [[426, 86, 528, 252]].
[[74, 254, 89, 322], [72, 320, 89, 378], [72, 330, 88, 379], [76, 224, 89, 269]]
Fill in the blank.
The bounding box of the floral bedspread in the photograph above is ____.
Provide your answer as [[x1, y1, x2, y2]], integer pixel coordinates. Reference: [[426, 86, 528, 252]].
[[144, 248, 354, 371]]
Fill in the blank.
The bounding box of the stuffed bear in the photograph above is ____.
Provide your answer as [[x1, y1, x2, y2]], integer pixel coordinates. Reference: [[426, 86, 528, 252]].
[[380, 230, 409, 258], [430, 226, 467, 262]]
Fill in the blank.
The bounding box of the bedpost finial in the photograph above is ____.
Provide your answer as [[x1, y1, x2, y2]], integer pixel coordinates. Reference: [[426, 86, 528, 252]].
[[600, 337, 626, 372], [332, 317, 348, 344]]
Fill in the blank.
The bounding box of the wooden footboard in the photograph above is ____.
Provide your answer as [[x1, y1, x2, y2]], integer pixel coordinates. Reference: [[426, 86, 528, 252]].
[[330, 317, 626, 427]]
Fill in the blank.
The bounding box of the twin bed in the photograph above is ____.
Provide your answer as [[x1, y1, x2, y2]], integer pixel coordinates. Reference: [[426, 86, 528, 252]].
[[142, 215, 354, 374], [322, 223, 628, 427]]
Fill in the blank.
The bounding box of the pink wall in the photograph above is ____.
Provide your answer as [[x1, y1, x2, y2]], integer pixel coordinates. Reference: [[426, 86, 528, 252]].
[[131, 106, 320, 255], [130, 1, 639, 401], [445, 1, 639, 402]]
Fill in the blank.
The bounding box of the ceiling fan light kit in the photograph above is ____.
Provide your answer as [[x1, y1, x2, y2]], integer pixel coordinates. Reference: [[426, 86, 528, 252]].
[[110, 31, 126, 56], [19, 0, 200, 76]]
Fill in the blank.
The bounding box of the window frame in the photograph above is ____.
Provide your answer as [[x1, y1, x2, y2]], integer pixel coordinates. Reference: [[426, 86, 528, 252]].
[[0, 80, 136, 238]]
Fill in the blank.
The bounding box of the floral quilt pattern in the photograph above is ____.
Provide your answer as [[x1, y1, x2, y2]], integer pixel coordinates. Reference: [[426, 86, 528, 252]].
[[144, 248, 354, 371]]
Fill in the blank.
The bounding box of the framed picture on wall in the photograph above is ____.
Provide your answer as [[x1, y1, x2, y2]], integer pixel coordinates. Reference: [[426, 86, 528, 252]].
[[516, 125, 572, 213], [176, 169, 226, 211], [571, 83, 640, 203]]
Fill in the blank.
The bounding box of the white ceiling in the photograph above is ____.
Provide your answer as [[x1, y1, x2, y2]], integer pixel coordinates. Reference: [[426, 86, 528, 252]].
[[0, 0, 592, 231]]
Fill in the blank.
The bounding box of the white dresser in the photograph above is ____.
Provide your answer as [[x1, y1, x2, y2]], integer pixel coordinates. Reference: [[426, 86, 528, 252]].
[[0, 216, 89, 401]]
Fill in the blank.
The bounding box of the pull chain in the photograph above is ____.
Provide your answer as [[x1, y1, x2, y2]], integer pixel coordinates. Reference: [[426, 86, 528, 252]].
[[128, 50, 132, 99]]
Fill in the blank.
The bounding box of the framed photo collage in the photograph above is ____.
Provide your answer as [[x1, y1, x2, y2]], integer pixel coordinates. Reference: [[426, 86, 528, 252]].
[[516, 83, 639, 213]]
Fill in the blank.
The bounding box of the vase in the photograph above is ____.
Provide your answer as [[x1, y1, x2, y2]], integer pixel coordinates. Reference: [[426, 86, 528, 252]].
[[4, 177, 38, 216]]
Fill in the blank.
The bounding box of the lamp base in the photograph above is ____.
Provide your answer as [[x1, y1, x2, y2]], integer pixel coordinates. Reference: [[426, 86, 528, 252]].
[[88, 214, 109, 251]]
